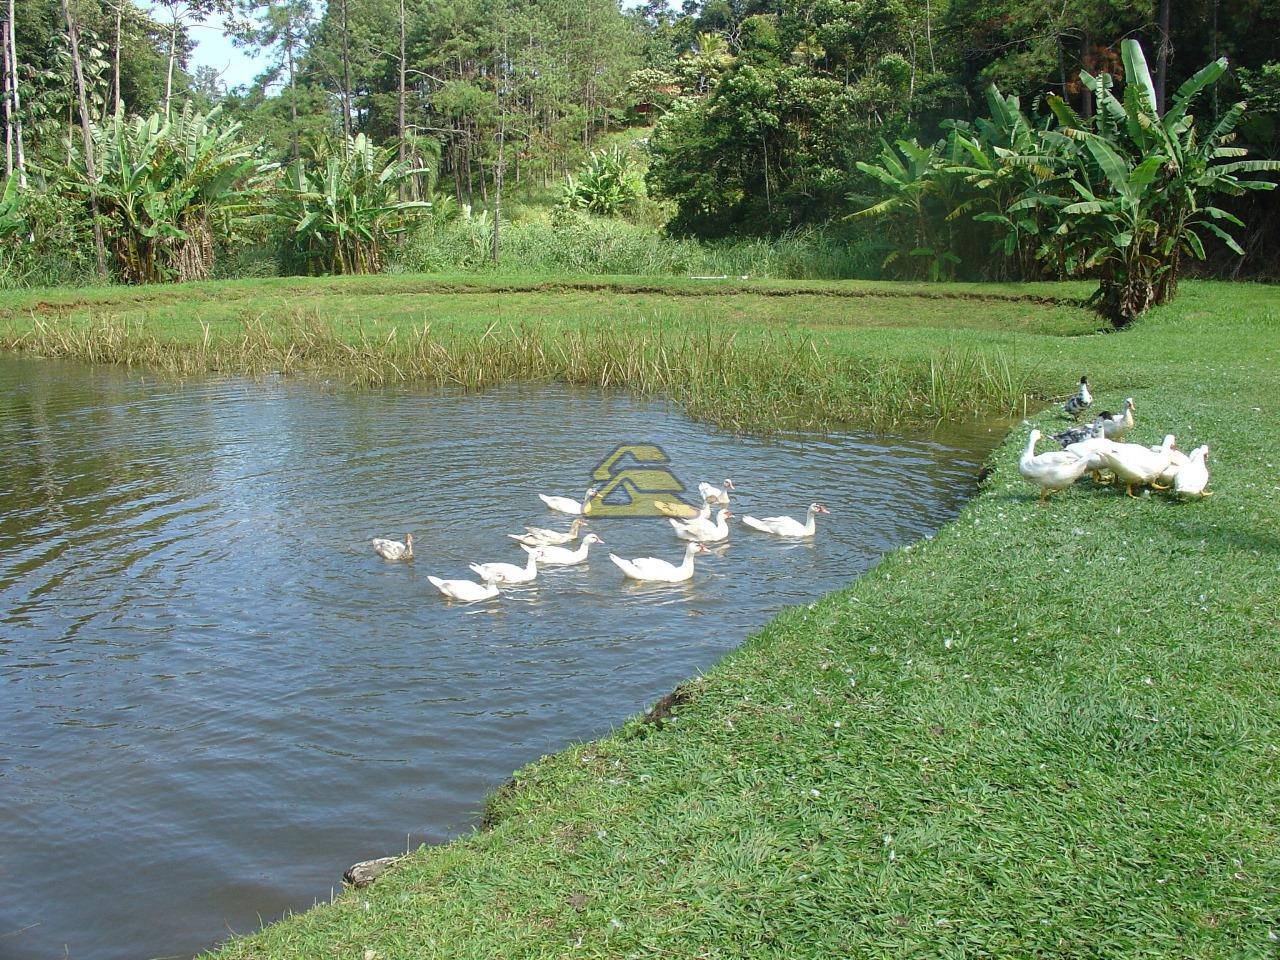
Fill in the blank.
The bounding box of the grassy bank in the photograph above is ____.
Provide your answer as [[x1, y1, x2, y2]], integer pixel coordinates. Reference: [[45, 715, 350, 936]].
[[3, 278, 1279, 957], [0, 275, 1096, 431]]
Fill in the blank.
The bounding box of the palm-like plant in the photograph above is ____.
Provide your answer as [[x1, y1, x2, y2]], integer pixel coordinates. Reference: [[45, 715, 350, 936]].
[[64, 104, 275, 284], [1029, 40, 1280, 323], [560, 146, 645, 218], [276, 134, 432, 275], [850, 139, 959, 280], [0, 175, 24, 239], [942, 88, 1062, 280]]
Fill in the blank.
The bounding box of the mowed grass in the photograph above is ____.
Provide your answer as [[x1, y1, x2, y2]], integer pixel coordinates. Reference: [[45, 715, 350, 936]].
[[2, 277, 1278, 957]]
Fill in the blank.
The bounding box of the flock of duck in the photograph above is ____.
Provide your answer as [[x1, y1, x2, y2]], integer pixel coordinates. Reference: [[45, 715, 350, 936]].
[[372, 479, 833, 603], [1018, 376, 1213, 502]]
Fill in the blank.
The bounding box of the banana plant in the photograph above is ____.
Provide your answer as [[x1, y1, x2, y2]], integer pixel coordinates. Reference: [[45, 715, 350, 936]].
[[275, 133, 432, 275], [559, 146, 645, 217], [848, 138, 960, 279], [1028, 39, 1280, 323], [63, 104, 276, 283], [0, 175, 24, 239]]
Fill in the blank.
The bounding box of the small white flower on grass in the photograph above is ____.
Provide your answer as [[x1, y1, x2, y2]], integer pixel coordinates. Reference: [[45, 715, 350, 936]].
[[888, 850, 896, 861], [609, 918, 622, 930], [596, 829, 608, 840], [1143, 677, 1154, 686], [810, 789, 821, 798], [833, 721, 842, 729], [944, 638, 953, 650], [883, 834, 893, 846]]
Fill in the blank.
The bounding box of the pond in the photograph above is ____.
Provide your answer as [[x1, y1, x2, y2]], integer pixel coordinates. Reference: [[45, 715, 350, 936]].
[[0, 355, 1002, 959]]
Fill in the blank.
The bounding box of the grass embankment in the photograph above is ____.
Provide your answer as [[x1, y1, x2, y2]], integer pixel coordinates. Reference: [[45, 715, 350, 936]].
[[0, 275, 1095, 431], [3, 278, 1278, 956]]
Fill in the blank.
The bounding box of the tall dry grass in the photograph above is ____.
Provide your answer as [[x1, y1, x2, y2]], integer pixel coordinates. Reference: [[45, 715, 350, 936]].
[[1, 313, 1034, 431]]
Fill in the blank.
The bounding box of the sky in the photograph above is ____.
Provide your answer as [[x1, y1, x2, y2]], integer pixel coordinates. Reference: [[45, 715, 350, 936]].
[[186, 16, 268, 89], [182, 0, 653, 92]]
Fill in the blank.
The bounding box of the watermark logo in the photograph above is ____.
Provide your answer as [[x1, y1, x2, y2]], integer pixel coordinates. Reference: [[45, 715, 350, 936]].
[[586, 444, 699, 518]]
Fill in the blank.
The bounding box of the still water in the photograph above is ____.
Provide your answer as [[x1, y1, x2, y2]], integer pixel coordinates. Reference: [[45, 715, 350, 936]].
[[0, 356, 1001, 960]]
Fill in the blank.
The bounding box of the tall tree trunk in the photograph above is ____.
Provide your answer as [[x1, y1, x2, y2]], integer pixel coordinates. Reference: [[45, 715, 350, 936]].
[[61, 0, 108, 278], [5, 0, 26, 184], [111, 0, 122, 116], [338, 0, 352, 139], [923, 0, 935, 72], [492, 37, 505, 264], [164, 14, 178, 115], [285, 33, 298, 158], [1154, 0, 1171, 112], [1080, 31, 1093, 118], [397, 0, 405, 161], [1209, 0, 1218, 119], [2, 13, 12, 178]]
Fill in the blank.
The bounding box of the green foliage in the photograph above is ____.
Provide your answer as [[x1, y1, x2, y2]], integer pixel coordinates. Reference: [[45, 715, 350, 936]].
[[559, 145, 646, 217], [1035, 40, 1280, 322], [394, 213, 875, 279], [62, 104, 276, 284], [853, 41, 1280, 322], [275, 133, 432, 275]]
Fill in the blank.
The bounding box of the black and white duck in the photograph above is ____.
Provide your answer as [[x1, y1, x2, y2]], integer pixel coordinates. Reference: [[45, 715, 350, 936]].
[[1052, 416, 1105, 449], [1063, 376, 1093, 418]]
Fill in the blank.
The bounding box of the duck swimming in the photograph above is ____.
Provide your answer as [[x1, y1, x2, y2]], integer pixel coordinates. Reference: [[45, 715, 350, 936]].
[[372, 534, 413, 561]]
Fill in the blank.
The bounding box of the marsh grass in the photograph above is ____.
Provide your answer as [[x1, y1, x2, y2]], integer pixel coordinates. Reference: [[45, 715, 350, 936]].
[[3, 311, 1035, 431]]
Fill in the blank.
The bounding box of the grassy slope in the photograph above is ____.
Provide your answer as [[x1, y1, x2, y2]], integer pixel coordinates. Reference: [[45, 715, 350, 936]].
[[3, 278, 1278, 956]]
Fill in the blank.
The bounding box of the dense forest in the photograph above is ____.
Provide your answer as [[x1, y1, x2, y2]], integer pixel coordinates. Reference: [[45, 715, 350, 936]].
[[2, 0, 1278, 312]]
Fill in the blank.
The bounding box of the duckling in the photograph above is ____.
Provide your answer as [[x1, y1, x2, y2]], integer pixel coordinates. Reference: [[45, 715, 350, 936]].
[[1063, 376, 1093, 418], [1017, 429, 1091, 502], [1173, 445, 1212, 498], [1100, 398, 1136, 440]]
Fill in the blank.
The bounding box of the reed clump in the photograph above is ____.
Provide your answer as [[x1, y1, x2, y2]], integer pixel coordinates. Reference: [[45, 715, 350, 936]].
[[0, 312, 1036, 431]]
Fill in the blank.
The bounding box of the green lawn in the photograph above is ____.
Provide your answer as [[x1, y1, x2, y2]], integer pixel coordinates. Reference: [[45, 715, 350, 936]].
[[3, 277, 1278, 957]]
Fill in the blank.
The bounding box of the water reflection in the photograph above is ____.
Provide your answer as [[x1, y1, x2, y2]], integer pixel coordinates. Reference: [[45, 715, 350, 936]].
[[0, 355, 1002, 960]]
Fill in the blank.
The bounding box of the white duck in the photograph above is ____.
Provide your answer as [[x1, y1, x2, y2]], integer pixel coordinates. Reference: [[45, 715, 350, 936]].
[[538, 486, 598, 516], [372, 534, 413, 561], [508, 518, 587, 547], [1100, 434, 1176, 497], [469, 550, 538, 584], [610, 542, 707, 583], [670, 508, 733, 542], [522, 533, 604, 566], [698, 479, 735, 505], [1173, 445, 1212, 498], [1065, 433, 1118, 481], [1018, 429, 1091, 501], [741, 503, 830, 537], [427, 576, 499, 602], [1100, 398, 1136, 440], [1152, 441, 1190, 487]]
